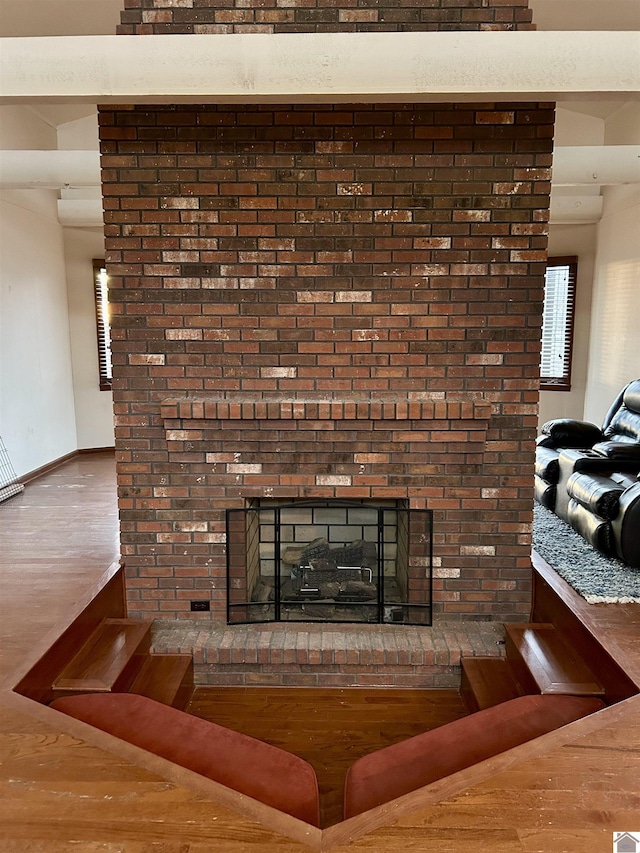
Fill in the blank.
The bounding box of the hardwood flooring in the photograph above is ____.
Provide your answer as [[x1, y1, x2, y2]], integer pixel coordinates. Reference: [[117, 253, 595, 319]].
[[189, 686, 467, 827], [1, 453, 639, 852], [0, 452, 119, 675]]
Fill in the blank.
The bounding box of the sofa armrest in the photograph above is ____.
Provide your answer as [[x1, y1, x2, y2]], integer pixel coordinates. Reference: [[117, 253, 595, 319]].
[[591, 440, 640, 461], [540, 419, 603, 449], [535, 447, 560, 483], [611, 482, 640, 567], [534, 475, 557, 510], [566, 500, 614, 554], [559, 448, 640, 476], [567, 473, 625, 520]]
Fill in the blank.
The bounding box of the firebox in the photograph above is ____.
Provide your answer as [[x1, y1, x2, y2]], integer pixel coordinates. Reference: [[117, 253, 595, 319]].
[[226, 500, 432, 625]]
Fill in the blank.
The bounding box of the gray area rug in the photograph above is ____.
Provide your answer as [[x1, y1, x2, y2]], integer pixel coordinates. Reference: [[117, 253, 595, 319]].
[[533, 503, 640, 604]]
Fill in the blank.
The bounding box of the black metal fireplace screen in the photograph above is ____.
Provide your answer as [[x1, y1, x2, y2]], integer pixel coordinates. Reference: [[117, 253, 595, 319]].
[[226, 500, 432, 625]]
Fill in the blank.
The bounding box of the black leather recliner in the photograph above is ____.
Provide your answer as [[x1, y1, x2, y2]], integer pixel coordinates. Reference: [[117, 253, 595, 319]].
[[535, 379, 640, 567]]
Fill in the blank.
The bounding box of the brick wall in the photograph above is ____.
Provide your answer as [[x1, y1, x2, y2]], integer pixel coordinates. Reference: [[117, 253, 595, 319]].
[[100, 96, 554, 622], [118, 0, 535, 35]]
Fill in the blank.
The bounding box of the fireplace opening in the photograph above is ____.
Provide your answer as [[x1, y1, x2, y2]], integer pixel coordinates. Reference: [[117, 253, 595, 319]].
[[226, 500, 432, 625]]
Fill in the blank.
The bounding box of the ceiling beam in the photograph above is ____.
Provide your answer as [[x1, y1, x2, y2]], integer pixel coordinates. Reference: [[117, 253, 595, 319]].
[[56, 193, 608, 228], [1, 31, 638, 104], [0, 150, 100, 187], [552, 146, 640, 186], [4, 146, 639, 189]]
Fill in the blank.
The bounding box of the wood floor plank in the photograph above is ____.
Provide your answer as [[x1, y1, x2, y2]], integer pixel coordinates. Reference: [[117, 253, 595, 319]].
[[1, 453, 639, 852], [188, 685, 468, 827]]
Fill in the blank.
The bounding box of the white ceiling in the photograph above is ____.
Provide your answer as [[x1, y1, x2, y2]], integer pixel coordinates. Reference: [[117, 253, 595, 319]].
[[529, 0, 640, 31], [0, 0, 639, 37], [0, 0, 122, 36]]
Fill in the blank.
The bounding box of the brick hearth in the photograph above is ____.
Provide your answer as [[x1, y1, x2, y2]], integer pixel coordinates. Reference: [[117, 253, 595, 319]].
[[152, 619, 506, 688]]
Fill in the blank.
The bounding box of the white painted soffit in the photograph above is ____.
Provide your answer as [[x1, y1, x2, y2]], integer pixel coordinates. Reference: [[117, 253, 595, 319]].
[[0, 150, 100, 187], [4, 146, 639, 189], [57, 198, 104, 227], [552, 146, 640, 186], [1, 32, 639, 104], [549, 194, 604, 224]]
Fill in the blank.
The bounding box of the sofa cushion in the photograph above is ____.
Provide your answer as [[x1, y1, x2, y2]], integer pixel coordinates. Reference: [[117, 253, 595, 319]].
[[567, 472, 625, 520], [50, 693, 320, 826], [541, 419, 603, 448], [343, 695, 604, 819]]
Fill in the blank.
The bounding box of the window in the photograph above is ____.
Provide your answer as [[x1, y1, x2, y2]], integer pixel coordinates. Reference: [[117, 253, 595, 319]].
[[93, 259, 112, 391], [540, 256, 577, 392]]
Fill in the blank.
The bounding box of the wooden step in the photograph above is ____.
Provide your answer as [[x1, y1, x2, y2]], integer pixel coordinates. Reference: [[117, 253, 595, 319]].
[[52, 618, 152, 697], [505, 623, 605, 698], [460, 656, 523, 712], [129, 654, 194, 710]]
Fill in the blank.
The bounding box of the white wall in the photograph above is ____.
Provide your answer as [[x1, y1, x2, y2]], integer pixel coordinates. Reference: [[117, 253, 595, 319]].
[[540, 103, 640, 429], [583, 182, 640, 425], [0, 191, 79, 476], [538, 106, 603, 429], [64, 227, 115, 449], [554, 106, 604, 147], [0, 106, 78, 475], [582, 103, 640, 425], [604, 101, 640, 145], [57, 112, 99, 150], [0, 107, 114, 477], [57, 114, 114, 450], [538, 223, 597, 426]]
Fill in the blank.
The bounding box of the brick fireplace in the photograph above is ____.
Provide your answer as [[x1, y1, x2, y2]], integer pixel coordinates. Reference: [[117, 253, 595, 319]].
[[101, 1, 554, 627]]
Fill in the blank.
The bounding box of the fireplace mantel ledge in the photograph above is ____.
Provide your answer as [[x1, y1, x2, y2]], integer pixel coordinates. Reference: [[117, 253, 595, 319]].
[[160, 395, 493, 422]]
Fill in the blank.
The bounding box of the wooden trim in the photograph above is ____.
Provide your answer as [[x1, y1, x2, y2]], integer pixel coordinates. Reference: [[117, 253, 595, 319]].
[[532, 549, 640, 695], [3, 688, 324, 850], [8, 561, 126, 702], [10, 682, 637, 853], [20, 450, 79, 485], [20, 448, 115, 485]]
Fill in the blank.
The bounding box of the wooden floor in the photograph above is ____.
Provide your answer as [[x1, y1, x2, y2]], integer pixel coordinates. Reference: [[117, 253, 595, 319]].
[[189, 686, 467, 827], [1, 453, 640, 852]]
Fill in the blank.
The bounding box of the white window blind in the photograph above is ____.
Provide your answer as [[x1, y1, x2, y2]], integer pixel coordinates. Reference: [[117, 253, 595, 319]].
[[540, 257, 577, 391], [93, 260, 113, 391]]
